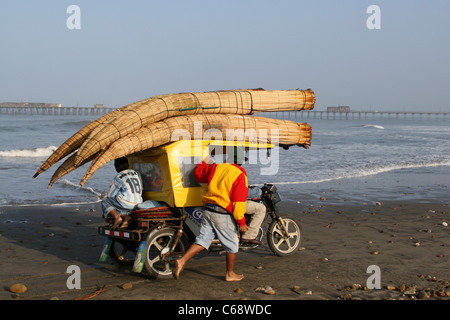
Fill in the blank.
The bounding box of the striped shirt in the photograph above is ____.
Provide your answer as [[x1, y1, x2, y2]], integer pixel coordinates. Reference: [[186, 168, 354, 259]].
[[107, 169, 143, 209], [194, 162, 248, 226]]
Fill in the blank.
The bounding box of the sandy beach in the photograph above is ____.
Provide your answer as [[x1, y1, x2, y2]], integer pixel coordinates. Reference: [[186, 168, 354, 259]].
[[1, 188, 449, 305]]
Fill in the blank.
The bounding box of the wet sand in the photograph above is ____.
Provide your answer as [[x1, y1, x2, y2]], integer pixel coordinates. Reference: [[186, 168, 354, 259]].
[[1, 197, 449, 304]]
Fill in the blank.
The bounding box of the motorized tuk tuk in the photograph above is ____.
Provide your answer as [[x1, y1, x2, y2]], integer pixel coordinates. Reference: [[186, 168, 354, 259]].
[[98, 139, 302, 278]]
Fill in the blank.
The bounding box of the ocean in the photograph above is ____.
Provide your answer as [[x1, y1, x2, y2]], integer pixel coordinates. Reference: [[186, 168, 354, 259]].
[[0, 112, 449, 209]]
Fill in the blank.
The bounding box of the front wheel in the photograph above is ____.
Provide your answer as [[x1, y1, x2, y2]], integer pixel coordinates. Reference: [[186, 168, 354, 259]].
[[267, 216, 302, 256], [143, 227, 189, 279]]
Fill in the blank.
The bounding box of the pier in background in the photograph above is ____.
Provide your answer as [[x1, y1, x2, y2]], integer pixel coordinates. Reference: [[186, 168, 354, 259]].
[[260, 110, 450, 121], [0, 106, 116, 116], [1, 106, 449, 121]]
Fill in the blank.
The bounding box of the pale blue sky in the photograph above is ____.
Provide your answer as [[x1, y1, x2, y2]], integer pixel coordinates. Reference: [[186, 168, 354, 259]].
[[0, 1, 449, 111]]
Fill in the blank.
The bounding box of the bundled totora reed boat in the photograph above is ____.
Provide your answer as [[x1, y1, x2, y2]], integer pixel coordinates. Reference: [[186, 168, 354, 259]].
[[34, 88, 315, 187]]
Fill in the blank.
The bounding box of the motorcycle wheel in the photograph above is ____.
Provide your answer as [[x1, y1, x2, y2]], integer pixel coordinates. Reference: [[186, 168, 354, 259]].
[[144, 227, 189, 279], [267, 216, 302, 256], [109, 239, 138, 266]]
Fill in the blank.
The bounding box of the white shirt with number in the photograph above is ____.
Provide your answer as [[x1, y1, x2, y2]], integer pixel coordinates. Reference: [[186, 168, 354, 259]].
[[108, 169, 143, 209]]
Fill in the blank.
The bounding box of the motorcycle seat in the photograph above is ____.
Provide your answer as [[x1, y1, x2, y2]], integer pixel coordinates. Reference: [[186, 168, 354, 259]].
[[131, 206, 173, 218]]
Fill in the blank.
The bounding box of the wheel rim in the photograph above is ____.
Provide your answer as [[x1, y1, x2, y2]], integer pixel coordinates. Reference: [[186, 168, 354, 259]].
[[146, 231, 178, 276], [271, 218, 301, 254]]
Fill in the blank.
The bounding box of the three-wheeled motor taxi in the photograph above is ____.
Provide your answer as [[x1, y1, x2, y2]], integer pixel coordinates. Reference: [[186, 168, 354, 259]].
[[98, 139, 303, 279]]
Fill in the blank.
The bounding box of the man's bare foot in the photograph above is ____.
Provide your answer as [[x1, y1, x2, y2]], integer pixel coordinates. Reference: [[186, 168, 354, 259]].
[[111, 217, 123, 229], [172, 259, 184, 280], [120, 215, 130, 228], [225, 272, 244, 282]]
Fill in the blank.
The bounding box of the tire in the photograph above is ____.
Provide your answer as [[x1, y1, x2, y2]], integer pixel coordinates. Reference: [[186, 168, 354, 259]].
[[109, 239, 138, 266], [267, 216, 302, 256], [143, 227, 189, 279]]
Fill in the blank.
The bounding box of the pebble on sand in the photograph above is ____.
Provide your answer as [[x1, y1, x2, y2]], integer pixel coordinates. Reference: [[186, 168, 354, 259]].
[[121, 283, 133, 290], [387, 285, 396, 291], [342, 293, 352, 300], [351, 284, 362, 290], [255, 286, 276, 295], [417, 290, 430, 299], [9, 283, 27, 294], [264, 287, 276, 295]]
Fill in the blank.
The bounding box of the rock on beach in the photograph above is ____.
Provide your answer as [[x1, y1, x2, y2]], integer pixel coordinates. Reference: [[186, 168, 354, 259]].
[[9, 284, 27, 294]]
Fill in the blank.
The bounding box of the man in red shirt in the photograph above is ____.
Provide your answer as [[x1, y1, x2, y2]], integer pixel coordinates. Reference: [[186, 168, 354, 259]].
[[173, 147, 248, 281]]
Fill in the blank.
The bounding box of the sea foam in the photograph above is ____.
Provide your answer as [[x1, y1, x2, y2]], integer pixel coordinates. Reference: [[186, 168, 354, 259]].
[[58, 179, 104, 197], [272, 160, 450, 185], [0, 146, 57, 158], [361, 124, 385, 129]]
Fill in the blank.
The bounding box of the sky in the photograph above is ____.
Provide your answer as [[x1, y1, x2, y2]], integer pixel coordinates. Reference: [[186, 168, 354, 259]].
[[0, 1, 449, 112]]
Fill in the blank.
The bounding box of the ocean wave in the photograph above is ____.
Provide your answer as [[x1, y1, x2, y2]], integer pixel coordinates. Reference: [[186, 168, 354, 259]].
[[356, 124, 385, 129], [364, 124, 384, 129], [0, 199, 101, 208], [0, 146, 57, 158], [271, 160, 450, 185], [57, 179, 103, 197], [0, 179, 104, 207]]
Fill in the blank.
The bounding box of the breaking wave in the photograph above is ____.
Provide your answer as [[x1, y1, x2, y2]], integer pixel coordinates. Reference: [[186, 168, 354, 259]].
[[355, 124, 385, 129], [272, 160, 450, 185], [57, 179, 104, 198], [0, 146, 57, 158], [363, 124, 384, 129]]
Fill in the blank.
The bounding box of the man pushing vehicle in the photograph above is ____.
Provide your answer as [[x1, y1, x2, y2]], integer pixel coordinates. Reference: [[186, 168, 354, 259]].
[[173, 147, 249, 281]]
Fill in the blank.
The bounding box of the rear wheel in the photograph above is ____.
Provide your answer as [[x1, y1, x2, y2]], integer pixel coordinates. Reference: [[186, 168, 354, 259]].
[[109, 239, 138, 265], [144, 227, 189, 279], [267, 216, 302, 256]]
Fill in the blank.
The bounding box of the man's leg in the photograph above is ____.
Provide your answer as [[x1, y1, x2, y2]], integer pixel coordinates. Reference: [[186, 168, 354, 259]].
[[119, 213, 131, 228], [210, 213, 244, 281], [102, 199, 121, 228], [225, 252, 244, 281], [173, 243, 205, 280], [108, 209, 123, 229], [241, 201, 266, 241], [173, 210, 215, 280], [102, 198, 131, 229]]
